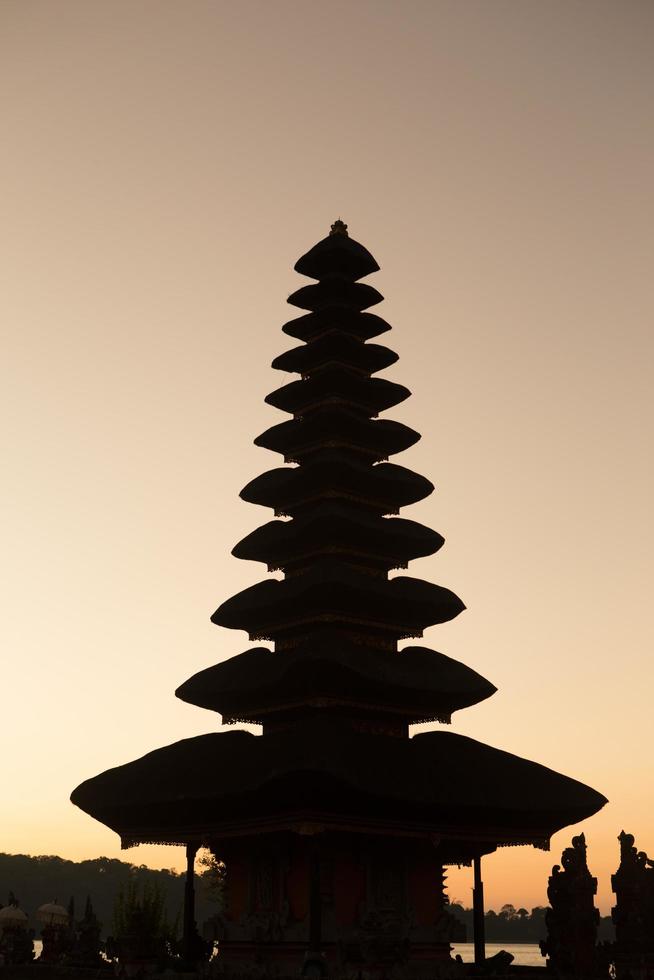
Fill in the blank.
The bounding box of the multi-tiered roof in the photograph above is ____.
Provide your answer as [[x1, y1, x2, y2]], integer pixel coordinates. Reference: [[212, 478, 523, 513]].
[[72, 223, 605, 863], [179, 219, 490, 733]]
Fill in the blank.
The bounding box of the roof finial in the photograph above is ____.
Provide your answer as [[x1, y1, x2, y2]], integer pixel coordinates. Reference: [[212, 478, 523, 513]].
[[329, 218, 348, 237]]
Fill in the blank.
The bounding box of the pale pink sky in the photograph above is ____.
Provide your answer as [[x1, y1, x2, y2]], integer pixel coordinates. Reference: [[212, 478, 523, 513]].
[[2, 1, 653, 914]]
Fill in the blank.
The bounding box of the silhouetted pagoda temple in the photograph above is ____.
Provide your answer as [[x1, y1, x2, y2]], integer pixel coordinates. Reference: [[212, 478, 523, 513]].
[[72, 222, 606, 978]]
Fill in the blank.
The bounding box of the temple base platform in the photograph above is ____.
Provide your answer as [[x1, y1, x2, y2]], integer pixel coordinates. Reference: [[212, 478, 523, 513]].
[[203, 830, 464, 980]]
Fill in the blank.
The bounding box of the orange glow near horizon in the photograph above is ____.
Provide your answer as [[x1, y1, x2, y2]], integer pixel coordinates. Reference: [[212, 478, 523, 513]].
[[2, 1, 653, 917]]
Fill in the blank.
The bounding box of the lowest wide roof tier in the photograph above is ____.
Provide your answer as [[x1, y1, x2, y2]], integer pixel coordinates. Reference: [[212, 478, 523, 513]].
[[71, 725, 606, 852]]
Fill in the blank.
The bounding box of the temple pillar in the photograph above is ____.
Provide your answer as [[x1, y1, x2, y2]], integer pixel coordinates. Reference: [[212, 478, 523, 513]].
[[302, 834, 328, 977], [309, 838, 322, 953], [183, 842, 198, 961], [473, 855, 485, 967]]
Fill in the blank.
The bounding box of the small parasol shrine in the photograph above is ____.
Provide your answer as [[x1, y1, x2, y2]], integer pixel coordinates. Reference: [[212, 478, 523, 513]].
[[72, 224, 606, 977]]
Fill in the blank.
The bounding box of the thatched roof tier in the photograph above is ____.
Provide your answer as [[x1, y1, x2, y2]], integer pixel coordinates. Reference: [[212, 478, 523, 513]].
[[265, 373, 410, 416], [71, 725, 607, 849], [231, 506, 444, 572], [294, 231, 380, 282], [240, 459, 434, 515], [254, 412, 420, 463], [175, 644, 496, 725], [211, 564, 465, 641], [272, 336, 397, 377], [288, 280, 383, 312], [282, 309, 391, 343]]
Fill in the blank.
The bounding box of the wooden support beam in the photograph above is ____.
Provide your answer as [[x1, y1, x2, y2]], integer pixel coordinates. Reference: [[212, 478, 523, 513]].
[[309, 838, 322, 954], [183, 843, 199, 962], [473, 855, 485, 967]]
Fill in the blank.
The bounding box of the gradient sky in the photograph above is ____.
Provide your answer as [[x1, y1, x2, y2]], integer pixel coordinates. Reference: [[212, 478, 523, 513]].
[[2, 1, 653, 916]]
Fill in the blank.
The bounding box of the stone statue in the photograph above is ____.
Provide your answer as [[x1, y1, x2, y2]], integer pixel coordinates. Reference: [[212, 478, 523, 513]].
[[611, 830, 654, 980], [540, 833, 599, 977], [71, 896, 103, 967]]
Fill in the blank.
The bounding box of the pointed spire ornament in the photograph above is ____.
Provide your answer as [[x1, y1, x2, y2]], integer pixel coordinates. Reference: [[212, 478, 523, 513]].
[[329, 218, 348, 236]]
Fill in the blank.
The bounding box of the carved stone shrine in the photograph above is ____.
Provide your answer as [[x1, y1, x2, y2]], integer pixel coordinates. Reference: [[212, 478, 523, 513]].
[[540, 833, 599, 977], [611, 831, 654, 980]]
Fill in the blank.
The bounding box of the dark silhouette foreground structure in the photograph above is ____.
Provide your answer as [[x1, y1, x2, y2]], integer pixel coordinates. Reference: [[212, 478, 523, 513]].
[[72, 224, 606, 978], [537, 831, 654, 980], [540, 834, 599, 977], [610, 831, 654, 980]]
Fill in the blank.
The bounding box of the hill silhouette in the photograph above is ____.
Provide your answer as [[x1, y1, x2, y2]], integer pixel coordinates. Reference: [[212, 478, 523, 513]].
[[0, 853, 219, 939], [448, 902, 615, 943]]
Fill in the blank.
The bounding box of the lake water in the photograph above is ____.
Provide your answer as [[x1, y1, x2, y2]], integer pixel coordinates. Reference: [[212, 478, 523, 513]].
[[33, 939, 543, 968], [452, 942, 544, 967]]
